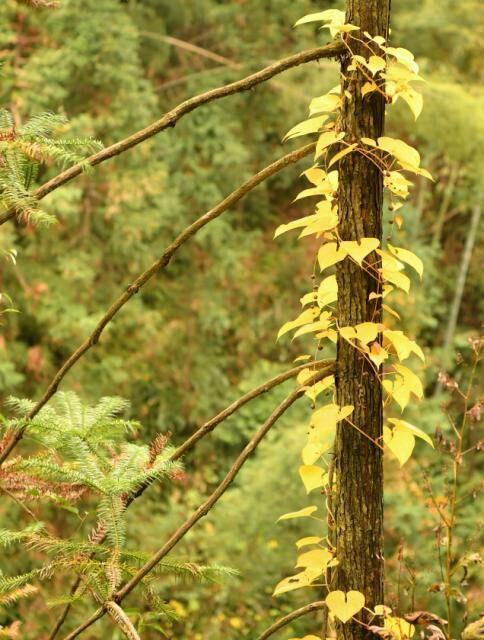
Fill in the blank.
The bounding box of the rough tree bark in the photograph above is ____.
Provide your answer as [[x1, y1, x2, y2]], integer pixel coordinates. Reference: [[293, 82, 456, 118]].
[[334, 1, 390, 639]]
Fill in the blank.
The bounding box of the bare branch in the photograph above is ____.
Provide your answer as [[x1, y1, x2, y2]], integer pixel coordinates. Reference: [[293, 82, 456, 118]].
[[255, 601, 327, 640], [0, 41, 342, 227], [0, 143, 314, 467], [61, 366, 335, 640], [105, 602, 141, 640], [169, 358, 333, 463], [142, 32, 240, 69], [48, 358, 333, 640]]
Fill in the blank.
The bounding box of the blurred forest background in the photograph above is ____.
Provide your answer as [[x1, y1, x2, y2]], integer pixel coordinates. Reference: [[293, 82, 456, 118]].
[[0, 0, 482, 638]]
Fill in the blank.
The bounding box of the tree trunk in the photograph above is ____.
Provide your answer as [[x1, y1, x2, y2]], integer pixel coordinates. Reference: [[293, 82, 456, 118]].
[[334, 2, 390, 638]]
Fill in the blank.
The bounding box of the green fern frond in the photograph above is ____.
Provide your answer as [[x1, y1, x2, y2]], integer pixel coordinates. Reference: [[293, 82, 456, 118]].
[[0, 523, 45, 549], [14, 457, 105, 492], [0, 109, 103, 226], [0, 569, 43, 596]]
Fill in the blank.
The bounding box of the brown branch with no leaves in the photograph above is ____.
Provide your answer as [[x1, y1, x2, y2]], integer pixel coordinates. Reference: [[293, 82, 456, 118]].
[[0, 142, 315, 467], [0, 41, 342, 227], [15, 0, 59, 8], [256, 600, 327, 640], [61, 367, 335, 640], [48, 358, 333, 639]]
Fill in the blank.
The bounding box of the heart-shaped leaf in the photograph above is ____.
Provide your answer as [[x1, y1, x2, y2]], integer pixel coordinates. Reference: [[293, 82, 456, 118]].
[[326, 590, 365, 623]]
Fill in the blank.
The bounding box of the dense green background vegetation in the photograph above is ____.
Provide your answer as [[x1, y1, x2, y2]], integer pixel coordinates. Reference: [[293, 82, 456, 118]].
[[0, 1, 482, 637]]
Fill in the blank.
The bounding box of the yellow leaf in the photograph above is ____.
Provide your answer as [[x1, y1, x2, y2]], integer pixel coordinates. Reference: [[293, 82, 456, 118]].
[[364, 32, 386, 47], [292, 316, 333, 339], [278, 308, 319, 339], [334, 23, 360, 33], [387, 418, 434, 448], [340, 322, 382, 345], [303, 167, 327, 186], [384, 61, 421, 85], [384, 615, 416, 639], [295, 186, 332, 201], [318, 242, 345, 271], [362, 82, 377, 96], [377, 249, 405, 272], [383, 375, 410, 411], [377, 136, 420, 169], [318, 275, 338, 308], [283, 115, 329, 141], [299, 209, 338, 238], [294, 9, 345, 27], [369, 342, 389, 368], [273, 570, 316, 596], [340, 238, 380, 264], [383, 139, 421, 172], [311, 404, 353, 429], [296, 548, 333, 571], [387, 244, 423, 278], [383, 425, 414, 466], [300, 292, 317, 307], [299, 465, 326, 494], [288, 636, 321, 640], [384, 46, 419, 73], [315, 131, 346, 159], [278, 505, 318, 522], [382, 268, 410, 293], [366, 55, 386, 75], [328, 143, 358, 168], [384, 171, 412, 198], [383, 284, 394, 298], [297, 367, 319, 385], [382, 303, 401, 320], [293, 354, 312, 363], [302, 441, 331, 465], [393, 364, 424, 399], [384, 330, 425, 362], [309, 93, 341, 116], [304, 375, 335, 402], [296, 536, 323, 549], [326, 590, 365, 623], [374, 605, 393, 616], [400, 163, 433, 180], [274, 214, 318, 238], [309, 404, 353, 445], [399, 88, 423, 120], [326, 170, 339, 191]]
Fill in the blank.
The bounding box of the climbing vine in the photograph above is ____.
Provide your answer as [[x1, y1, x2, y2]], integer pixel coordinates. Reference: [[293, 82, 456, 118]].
[[273, 9, 434, 639]]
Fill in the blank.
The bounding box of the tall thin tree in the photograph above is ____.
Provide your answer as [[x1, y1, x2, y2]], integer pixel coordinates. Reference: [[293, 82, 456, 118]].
[[334, 1, 390, 638]]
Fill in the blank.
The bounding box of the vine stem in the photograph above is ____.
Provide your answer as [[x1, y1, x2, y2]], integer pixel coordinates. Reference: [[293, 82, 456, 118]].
[[62, 367, 335, 639], [255, 601, 327, 640], [0, 42, 342, 227], [0, 143, 315, 468]]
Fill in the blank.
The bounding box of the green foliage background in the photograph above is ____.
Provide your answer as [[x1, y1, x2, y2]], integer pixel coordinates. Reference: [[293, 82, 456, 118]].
[[0, 0, 482, 638]]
